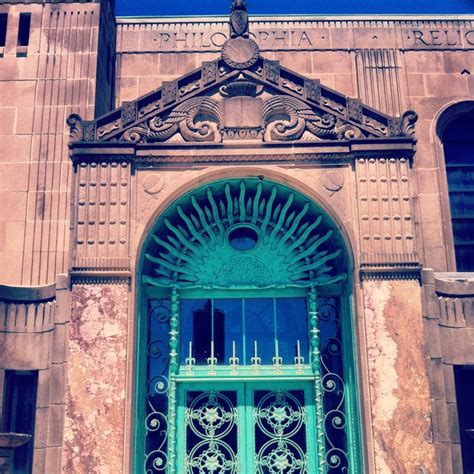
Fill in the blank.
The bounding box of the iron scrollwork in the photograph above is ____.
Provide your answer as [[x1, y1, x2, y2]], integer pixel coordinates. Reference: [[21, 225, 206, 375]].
[[145, 299, 172, 473]]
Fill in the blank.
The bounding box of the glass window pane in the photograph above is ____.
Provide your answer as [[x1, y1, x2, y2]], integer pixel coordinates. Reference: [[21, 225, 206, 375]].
[[180, 299, 207, 364], [276, 298, 308, 363], [214, 299, 243, 365], [245, 298, 274, 364]]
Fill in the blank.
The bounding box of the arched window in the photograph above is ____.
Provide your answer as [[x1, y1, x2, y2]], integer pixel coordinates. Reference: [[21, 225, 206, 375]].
[[439, 104, 474, 271], [134, 178, 362, 473]]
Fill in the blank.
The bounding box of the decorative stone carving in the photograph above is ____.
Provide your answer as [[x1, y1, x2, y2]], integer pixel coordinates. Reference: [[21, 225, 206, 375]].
[[401, 110, 418, 137], [219, 74, 264, 97], [67, 114, 84, 141], [143, 173, 164, 195], [262, 95, 364, 142], [322, 171, 345, 195], [388, 117, 402, 137], [356, 157, 417, 267], [66, 14, 418, 147], [122, 97, 223, 143], [321, 96, 345, 115], [281, 77, 304, 95], [347, 98, 363, 123], [263, 59, 280, 84], [83, 121, 96, 142], [97, 120, 120, 139], [202, 60, 218, 85], [162, 80, 178, 105], [222, 37, 259, 69], [220, 127, 264, 140], [229, 0, 249, 38], [121, 101, 137, 126], [74, 161, 131, 271]]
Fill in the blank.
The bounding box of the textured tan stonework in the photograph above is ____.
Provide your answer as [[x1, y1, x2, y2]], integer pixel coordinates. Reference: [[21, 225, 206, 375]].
[[363, 280, 436, 473], [63, 285, 128, 474]]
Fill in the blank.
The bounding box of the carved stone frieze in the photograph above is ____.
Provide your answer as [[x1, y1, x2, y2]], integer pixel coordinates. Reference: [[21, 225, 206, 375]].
[[120, 97, 223, 144], [67, 38, 417, 147], [262, 95, 364, 142]]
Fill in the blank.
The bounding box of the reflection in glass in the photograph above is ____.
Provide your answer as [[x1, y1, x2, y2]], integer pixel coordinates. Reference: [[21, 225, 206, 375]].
[[180, 297, 308, 366]]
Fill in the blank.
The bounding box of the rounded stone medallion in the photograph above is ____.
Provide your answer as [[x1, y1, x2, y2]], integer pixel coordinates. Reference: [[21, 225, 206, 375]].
[[222, 37, 259, 69], [143, 173, 164, 195]]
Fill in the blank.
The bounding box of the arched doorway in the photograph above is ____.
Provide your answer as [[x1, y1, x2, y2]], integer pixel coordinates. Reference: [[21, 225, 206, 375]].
[[134, 177, 362, 473]]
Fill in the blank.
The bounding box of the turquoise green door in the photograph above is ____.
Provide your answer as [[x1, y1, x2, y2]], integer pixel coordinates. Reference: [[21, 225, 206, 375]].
[[177, 382, 317, 473]]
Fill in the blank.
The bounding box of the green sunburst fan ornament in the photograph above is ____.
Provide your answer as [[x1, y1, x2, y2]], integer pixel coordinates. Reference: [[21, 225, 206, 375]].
[[143, 179, 346, 289]]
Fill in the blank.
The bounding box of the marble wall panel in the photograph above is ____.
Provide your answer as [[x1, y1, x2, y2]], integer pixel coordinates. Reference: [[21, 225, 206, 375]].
[[63, 284, 129, 474], [362, 279, 436, 473]]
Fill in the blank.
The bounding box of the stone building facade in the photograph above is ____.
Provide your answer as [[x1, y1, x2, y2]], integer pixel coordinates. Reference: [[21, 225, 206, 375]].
[[0, 0, 473, 473]]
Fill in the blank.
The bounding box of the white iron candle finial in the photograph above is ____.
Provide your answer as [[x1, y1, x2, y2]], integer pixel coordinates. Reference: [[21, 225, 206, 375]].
[[294, 339, 305, 368], [207, 340, 217, 374], [251, 340, 261, 366], [229, 340, 239, 371]]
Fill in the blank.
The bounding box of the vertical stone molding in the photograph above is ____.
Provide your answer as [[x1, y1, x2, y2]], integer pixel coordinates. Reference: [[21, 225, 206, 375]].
[[362, 279, 436, 472], [0, 274, 71, 473], [355, 49, 405, 117], [73, 161, 131, 272], [63, 283, 128, 473]]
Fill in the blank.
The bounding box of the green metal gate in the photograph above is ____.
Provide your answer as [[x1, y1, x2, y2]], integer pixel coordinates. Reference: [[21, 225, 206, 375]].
[[177, 382, 317, 473]]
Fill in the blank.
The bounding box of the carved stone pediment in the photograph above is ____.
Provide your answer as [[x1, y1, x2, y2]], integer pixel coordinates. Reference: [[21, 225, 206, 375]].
[[67, 7, 417, 148]]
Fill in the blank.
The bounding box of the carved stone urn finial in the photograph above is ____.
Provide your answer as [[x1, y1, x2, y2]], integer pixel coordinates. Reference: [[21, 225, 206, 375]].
[[230, 0, 249, 38]]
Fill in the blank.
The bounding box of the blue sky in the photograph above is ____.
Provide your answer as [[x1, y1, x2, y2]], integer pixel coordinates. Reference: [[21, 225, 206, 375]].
[[116, 0, 474, 17]]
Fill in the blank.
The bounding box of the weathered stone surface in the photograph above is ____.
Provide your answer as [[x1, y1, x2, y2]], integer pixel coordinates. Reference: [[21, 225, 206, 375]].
[[363, 280, 436, 473], [63, 284, 128, 474]]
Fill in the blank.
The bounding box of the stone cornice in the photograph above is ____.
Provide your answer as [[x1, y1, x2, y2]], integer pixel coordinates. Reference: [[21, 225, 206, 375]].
[[116, 15, 474, 24], [69, 139, 416, 165]]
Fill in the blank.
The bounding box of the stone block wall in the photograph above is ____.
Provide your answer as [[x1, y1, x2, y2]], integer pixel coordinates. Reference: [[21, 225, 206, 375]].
[[0, 0, 113, 286]]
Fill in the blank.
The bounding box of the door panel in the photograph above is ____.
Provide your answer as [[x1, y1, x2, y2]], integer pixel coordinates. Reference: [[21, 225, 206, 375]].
[[252, 389, 310, 473], [177, 383, 315, 473]]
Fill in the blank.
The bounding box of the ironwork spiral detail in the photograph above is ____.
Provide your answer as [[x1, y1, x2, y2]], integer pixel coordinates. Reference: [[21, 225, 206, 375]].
[[319, 298, 350, 472], [256, 439, 307, 474], [185, 391, 238, 473], [188, 392, 237, 439], [254, 391, 305, 438], [187, 440, 238, 473], [145, 299, 172, 472], [254, 390, 308, 473]]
